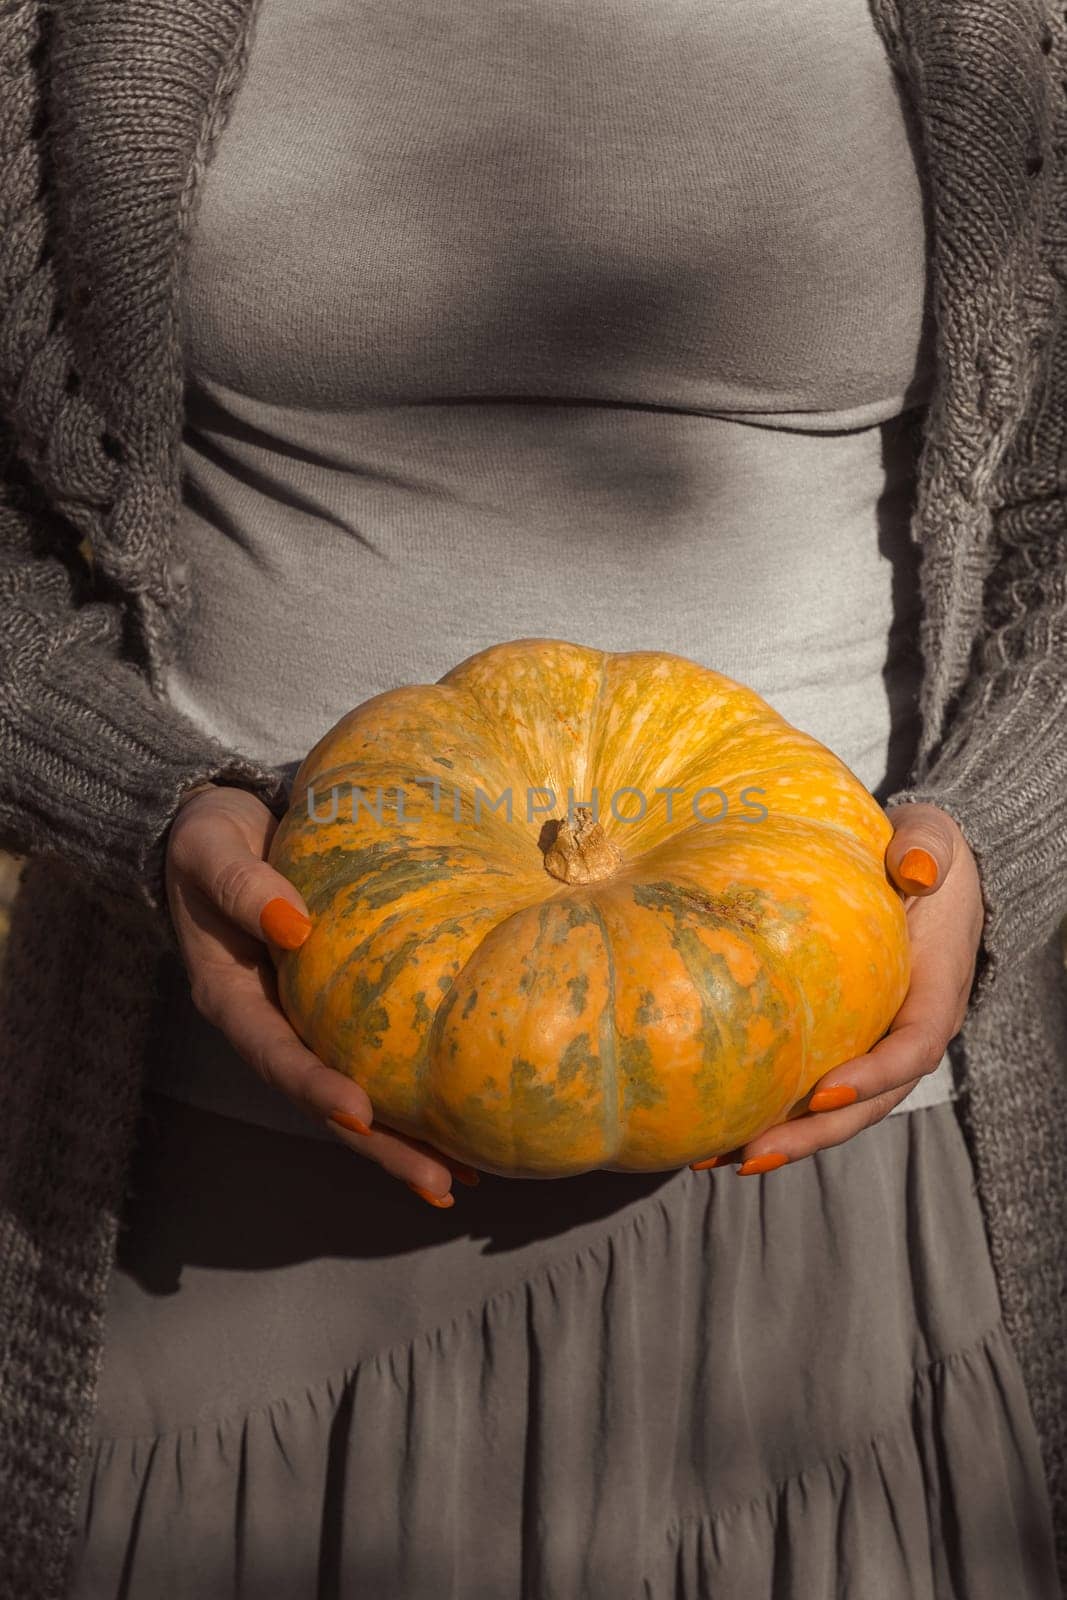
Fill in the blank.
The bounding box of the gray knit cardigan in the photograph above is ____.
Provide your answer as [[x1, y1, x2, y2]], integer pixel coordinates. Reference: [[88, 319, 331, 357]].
[[0, 0, 1065, 1595]]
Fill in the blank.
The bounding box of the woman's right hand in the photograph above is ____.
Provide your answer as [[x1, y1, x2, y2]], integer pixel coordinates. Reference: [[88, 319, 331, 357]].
[[164, 781, 476, 1207]]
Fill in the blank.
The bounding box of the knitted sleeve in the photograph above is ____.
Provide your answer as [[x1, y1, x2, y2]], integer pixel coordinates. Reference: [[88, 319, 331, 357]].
[[884, 331, 1067, 1010], [0, 419, 289, 915], [0, 0, 287, 919]]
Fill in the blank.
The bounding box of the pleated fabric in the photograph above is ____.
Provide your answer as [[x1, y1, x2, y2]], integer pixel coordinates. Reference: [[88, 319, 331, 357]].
[[67, 1094, 1059, 1600]]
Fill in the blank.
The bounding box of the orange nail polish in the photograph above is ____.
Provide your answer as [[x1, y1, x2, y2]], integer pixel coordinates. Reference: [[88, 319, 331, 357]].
[[450, 1164, 481, 1187], [260, 897, 313, 949], [690, 1154, 731, 1170], [736, 1151, 789, 1177], [407, 1182, 455, 1209], [809, 1083, 859, 1113], [899, 847, 938, 890], [327, 1110, 373, 1137]]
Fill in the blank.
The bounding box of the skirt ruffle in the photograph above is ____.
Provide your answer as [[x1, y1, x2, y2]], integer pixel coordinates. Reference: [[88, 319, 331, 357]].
[[69, 1098, 1060, 1599]]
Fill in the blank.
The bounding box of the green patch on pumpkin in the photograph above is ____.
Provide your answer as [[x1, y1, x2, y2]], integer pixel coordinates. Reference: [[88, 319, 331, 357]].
[[629, 880, 792, 1115], [566, 972, 589, 1016], [618, 1033, 667, 1112], [635, 989, 662, 1026]]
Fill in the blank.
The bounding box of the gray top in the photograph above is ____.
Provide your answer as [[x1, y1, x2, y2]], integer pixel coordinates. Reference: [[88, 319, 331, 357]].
[[149, 0, 954, 1133]]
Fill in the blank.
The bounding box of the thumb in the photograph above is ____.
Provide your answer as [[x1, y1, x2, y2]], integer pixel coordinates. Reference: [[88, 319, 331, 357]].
[[884, 802, 957, 897]]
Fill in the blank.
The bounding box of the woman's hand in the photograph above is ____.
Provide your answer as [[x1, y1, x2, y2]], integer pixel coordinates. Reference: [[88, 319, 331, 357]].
[[164, 782, 476, 1207], [691, 802, 985, 1177]]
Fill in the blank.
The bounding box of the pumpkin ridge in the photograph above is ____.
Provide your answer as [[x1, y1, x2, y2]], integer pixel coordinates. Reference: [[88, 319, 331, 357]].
[[647, 880, 764, 933], [293, 779, 550, 880], [609, 881, 733, 1141], [418, 921, 486, 1121], [290, 683, 480, 799], [298, 903, 409, 1042], [627, 812, 892, 881], [648, 753, 845, 814], [314, 889, 535, 1041], [445, 639, 606, 809], [280, 839, 514, 919], [418, 891, 615, 1173], [292, 871, 486, 1040], [625, 877, 810, 1124], [588, 653, 770, 809], [582, 894, 622, 1160], [606, 744, 872, 858], [460, 673, 574, 800]]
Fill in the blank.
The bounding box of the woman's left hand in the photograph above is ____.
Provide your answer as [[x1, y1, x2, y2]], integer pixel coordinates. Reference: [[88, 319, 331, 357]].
[[699, 802, 985, 1177]]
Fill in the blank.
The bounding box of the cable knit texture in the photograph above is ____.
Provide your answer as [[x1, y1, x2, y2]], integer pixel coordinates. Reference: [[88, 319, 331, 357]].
[[0, 0, 1064, 1595]]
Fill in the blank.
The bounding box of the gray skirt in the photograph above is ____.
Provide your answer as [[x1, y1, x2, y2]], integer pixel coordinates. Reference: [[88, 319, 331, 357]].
[[68, 1091, 1059, 1600]]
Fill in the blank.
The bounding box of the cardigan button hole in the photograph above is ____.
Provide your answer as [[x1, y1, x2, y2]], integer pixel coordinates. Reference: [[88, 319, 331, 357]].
[[100, 430, 124, 463]]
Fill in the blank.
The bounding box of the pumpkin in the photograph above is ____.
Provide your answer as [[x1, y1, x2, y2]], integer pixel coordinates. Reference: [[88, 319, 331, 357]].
[[267, 639, 909, 1178]]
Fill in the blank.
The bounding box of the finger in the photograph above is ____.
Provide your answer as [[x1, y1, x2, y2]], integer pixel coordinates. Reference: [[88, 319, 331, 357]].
[[687, 1010, 945, 1172], [191, 958, 373, 1126], [727, 1075, 925, 1172], [689, 1145, 744, 1170], [170, 810, 312, 949], [331, 1114, 479, 1194], [884, 802, 958, 896], [329, 1119, 466, 1203], [809, 1003, 960, 1105], [691, 951, 956, 1173], [192, 959, 460, 1198], [806, 918, 970, 1115]]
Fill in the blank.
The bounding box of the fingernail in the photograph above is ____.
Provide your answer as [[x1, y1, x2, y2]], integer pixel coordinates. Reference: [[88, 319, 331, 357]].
[[407, 1182, 455, 1209], [261, 898, 313, 949], [899, 847, 938, 890], [689, 1154, 733, 1170], [450, 1164, 481, 1187], [736, 1151, 789, 1177], [327, 1110, 373, 1137], [809, 1083, 859, 1113]]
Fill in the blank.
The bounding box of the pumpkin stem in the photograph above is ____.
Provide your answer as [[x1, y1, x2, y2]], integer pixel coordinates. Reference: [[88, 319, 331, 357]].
[[542, 806, 623, 884]]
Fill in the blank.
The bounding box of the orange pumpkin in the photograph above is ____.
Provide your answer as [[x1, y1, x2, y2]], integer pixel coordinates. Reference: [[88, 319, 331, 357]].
[[267, 639, 909, 1178]]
